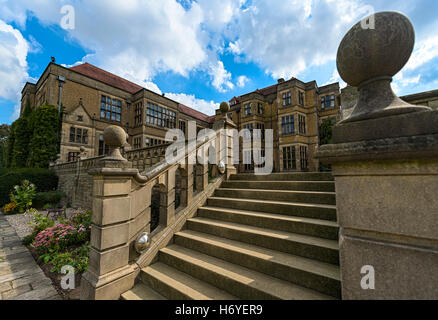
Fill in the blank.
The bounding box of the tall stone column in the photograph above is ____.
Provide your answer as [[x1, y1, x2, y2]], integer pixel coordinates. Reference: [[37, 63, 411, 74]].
[[316, 12, 438, 299], [81, 126, 139, 300]]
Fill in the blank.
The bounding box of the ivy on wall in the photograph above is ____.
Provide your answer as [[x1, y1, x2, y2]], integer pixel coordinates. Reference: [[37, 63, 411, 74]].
[[5, 103, 60, 169]]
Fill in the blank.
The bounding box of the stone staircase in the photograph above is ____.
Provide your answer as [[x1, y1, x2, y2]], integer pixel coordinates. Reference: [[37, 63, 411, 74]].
[[122, 172, 340, 300]]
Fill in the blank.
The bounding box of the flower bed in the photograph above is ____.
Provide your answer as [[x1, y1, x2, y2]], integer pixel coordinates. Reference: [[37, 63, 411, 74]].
[[23, 210, 92, 300]]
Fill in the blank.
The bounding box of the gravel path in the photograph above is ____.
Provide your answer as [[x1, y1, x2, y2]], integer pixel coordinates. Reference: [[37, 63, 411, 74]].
[[4, 212, 35, 240], [4, 208, 83, 240]]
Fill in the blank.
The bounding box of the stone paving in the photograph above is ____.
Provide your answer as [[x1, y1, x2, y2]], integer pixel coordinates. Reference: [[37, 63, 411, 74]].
[[0, 215, 60, 300]]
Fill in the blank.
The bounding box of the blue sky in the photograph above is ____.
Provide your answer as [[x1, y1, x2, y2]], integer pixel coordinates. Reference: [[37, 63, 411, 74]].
[[0, 0, 438, 124]]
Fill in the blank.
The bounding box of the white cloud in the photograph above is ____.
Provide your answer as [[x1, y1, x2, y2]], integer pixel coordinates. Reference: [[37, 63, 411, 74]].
[[208, 60, 234, 92], [27, 35, 42, 53], [0, 0, 237, 93], [404, 35, 438, 71], [324, 69, 346, 89], [0, 19, 29, 120], [164, 92, 219, 116], [236, 75, 249, 88], [227, 0, 366, 79]]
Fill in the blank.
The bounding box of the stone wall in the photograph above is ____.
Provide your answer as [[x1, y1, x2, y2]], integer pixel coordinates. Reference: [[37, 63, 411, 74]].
[[51, 157, 103, 210]]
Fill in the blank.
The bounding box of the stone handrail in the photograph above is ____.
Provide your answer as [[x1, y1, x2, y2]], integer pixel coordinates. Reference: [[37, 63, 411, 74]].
[[80, 108, 237, 300]]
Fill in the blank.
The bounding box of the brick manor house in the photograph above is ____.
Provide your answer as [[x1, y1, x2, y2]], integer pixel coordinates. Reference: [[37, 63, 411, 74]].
[[20, 61, 343, 172]]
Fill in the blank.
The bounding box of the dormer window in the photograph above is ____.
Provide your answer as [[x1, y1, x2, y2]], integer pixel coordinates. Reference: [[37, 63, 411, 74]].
[[77, 115, 83, 122]]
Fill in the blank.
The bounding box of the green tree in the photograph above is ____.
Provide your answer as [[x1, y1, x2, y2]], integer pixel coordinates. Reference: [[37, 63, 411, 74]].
[[319, 120, 334, 146], [318, 120, 335, 172], [0, 124, 9, 168], [11, 100, 33, 168], [11, 117, 32, 167], [28, 104, 60, 168], [5, 122, 16, 168]]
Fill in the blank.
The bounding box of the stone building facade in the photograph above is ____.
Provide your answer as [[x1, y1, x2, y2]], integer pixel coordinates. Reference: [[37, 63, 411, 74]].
[[20, 62, 214, 164], [21, 61, 341, 172], [224, 78, 341, 172]]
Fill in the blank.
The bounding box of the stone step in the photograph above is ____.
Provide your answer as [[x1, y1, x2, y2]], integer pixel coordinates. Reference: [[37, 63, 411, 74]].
[[207, 197, 337, 221], [197, 206, 339, 240], [230, 172, 334, 181], [140, 262, 238, 300], [187, 217, 339, 265], [121, 283, 166, 300], [214, 188, 336, 205], [174, 230, 341, 298], [221, 180, 335, 192], [159, 245, 334, 300]]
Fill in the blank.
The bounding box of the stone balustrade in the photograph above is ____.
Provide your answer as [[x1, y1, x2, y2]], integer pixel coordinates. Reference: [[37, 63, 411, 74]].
[[80, 111, 237, 300]]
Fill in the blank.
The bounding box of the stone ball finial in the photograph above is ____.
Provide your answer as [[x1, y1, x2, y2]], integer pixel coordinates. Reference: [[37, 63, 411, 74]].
[[103, 125, 128, 161], [220, 102, 230, 114], [337, 11, 414, 87], [337, 11, 430, 123], [103, 125, 127, 148]]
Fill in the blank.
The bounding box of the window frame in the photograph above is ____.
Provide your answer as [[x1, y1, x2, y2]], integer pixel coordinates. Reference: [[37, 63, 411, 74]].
[[281, 115, 295, 135], [282, 91, 292, 106], [100, 95, 122, 123], [282, 146, 297, 171], [69, 127, 88, 145]]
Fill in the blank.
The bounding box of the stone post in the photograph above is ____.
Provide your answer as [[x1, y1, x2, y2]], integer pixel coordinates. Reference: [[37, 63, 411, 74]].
[[195, 164, 208, 192], [316, 12, 438, 299], [159, 167, 176, 227], [80, 125, 138, 300], [214, 102, 238, 179]]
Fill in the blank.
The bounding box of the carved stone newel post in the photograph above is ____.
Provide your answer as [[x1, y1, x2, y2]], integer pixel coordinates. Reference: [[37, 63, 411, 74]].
[[81, 125, 141, 300], [316, 12, 438, 299]]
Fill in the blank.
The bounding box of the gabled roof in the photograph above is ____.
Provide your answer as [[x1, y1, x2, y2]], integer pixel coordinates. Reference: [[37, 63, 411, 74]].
[[69, 63, 215, 123], [179, 104, 215, 124], [70, 63, 143, 94]]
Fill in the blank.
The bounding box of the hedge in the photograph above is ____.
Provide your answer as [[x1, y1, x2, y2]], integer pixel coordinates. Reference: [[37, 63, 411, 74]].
[[33, 191, 66, 209], [0, 168, 59, 206]]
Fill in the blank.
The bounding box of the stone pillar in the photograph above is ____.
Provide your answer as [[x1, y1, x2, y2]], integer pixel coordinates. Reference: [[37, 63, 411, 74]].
[[195, 163, 208, 192], [155, 167, 176, 227], [316, 12, 438, 299], [81, 125, 138, 300], [186, 163, 194, 202], [214, 102, 238, 179]]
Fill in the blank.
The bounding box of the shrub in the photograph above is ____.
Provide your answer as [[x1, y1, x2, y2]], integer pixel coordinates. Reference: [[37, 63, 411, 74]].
[[30, 212, 56, 234], [28, 105, 60, 168], [39, 242, 90, 273], [9, 180, 36, 213], [33, 191, 66, 209], [0, 168, 58, 206], [11, 117, 32, 168], [33, 224, 76, 253], [70, 210, 92, 229], [3, 202, 18, 215]]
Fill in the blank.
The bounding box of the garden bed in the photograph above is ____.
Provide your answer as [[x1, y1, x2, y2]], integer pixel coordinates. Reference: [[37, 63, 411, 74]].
[[1, 180, 91, 300], [27, 245, 83, 300], [19, 209, 92, 300]]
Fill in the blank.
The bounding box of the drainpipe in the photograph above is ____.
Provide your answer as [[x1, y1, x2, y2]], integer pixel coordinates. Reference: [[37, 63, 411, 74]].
[[57, 76, 66, 111], [57, 76, 66, 156]]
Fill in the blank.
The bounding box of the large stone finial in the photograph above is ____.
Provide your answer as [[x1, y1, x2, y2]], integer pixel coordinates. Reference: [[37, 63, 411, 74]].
[[337, 11, 430, 123], [220, 102, 230, 115], [103, 125, 128, 161]]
